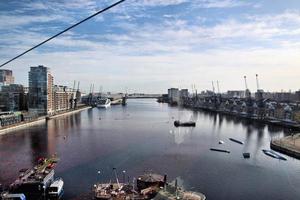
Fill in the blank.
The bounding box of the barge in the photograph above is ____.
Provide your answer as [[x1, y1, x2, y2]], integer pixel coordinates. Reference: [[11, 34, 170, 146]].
[[1, 156, 64, 200]]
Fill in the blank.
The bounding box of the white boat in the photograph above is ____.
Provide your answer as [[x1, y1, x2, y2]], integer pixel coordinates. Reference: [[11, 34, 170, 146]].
[[97, 98, 111, 108], [47, 178, 64, 199]]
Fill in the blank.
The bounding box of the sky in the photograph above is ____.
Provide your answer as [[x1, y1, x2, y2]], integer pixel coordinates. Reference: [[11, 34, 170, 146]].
[[0, 0, 300, 94]]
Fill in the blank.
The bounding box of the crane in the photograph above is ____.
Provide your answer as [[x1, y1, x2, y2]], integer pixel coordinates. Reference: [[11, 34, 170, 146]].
[[217, 80, 220, 94], [256, 74, 260, 91], [244, 76, 248, 90]]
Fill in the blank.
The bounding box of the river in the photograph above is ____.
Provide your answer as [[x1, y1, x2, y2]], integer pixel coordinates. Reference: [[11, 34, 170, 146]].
[[0, 99, 299, 200]]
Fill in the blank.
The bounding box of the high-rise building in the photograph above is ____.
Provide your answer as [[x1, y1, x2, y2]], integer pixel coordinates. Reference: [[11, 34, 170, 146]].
[[28, 65, 54, 115], [0, 84, 26, 111], [0, 69, 14, 86]]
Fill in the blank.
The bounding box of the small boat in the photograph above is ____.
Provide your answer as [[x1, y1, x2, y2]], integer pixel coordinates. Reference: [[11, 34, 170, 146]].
[[47, 178, 64, 199], [97, 98, 111, 108], [243, 153, 250, 159], [262, 149, 287, 161], [229, 138, 244, 145], [210, 148, 230, 153], [1, 192, 26, 200], [218, 140, 224, 144], [174, 120, 196, 127]]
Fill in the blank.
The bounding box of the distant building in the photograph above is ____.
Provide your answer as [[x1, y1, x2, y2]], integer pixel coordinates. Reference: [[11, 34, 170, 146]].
[[28, 65, 54, 115], [168, 88, 179, 104], [226, 90, 245, 98], [0, 69, 14, 87], [0, 84, 26, 111], [180, 89, 189, 98]]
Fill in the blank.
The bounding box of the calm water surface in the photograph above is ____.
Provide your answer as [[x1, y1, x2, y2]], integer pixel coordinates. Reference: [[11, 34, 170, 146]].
[[0, 99, 300, 200]]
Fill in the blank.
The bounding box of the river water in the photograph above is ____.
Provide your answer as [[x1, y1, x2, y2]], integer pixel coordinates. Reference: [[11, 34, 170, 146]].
[[0, 99, 300, 200]]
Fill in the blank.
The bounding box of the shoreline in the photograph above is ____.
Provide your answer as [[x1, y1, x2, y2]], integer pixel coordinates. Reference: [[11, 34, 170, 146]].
[[0, 106, 92, 135], [46, 106, 92, 120], [271, 134, 300, 159], [0, 117, 46, 135]]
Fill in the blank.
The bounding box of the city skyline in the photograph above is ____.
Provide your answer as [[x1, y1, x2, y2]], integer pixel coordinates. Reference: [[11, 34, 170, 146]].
[[1, 0, 300, 93]]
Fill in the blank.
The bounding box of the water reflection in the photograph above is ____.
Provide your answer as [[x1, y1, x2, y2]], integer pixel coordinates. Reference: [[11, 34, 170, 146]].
[[0, 99, 300, 200]]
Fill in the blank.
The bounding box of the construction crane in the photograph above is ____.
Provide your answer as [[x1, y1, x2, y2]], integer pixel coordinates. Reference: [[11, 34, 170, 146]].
[[217, 81, 220, 94], [69, 80, 76, 109], [256, 74, 260, 91], [212, 81, 215, 93], [74, 81, 80, 109], [244, 76, 248, 90]]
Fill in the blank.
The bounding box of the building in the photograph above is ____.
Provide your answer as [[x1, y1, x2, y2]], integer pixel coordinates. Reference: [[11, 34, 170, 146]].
[[53, 85, 74, 112], [0, 69, 14, 87], [0, 84, 26, 111], [28, 65, 54, 115], [226, 90, 246, 98], [180, 89, 189, 98], [168, 88, 179, 104]]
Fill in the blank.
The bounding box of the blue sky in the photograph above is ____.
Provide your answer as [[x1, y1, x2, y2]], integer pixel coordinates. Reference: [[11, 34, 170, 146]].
[[1, 0, 300, 93]]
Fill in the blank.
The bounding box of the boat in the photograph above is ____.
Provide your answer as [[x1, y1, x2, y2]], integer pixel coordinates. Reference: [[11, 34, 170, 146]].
[[1, 192, 26, 200], [47, 178, 64, 199], [94, 170, 165, 200], [97, 98, 111, 108], [229, 138, 244, 145], [5, 156, 63, 200], [153, 178, 206, 200], [218, 140, 224, 144], [174, 120, 196, 127], [262, 149, 287, 161], [210, 148, 230, 153], [243, 153, 250, 159]]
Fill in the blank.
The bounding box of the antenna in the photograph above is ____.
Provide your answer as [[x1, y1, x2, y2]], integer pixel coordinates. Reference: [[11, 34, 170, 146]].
[[244, 76, 248, 90], [256, 74, 260, 91], [217, 81, 220, 94]]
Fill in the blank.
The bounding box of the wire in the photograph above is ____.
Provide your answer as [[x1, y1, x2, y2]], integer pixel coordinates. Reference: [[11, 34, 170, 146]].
[[0, 0, 126, 68]]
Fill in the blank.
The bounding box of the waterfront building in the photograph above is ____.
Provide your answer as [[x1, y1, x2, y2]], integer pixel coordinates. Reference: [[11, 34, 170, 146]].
[[28, 65, 54, 115], [53, 85, 74, 112], [0, 84, 26, 111], [168, 88, 179, 104], [226, 90, 245, 98], [180, 89, 189, 98], [0, 69, 14, 87]]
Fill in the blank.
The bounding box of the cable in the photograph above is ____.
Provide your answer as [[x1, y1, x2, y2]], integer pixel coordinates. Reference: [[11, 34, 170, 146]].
[[0, 0, 126, 68]]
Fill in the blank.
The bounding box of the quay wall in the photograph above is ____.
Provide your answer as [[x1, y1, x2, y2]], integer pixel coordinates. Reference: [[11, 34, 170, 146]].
[[0, 117, 46, 135], [47, 106, 92, 120], [0, 106, 92, 135], [271, 135, 300, 159]]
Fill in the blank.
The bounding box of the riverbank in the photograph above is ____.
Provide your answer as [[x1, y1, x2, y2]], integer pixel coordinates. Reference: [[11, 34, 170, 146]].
[[271, 133, 300, 159], [0, 106, 92, 135], [46, 106, 92, 120], [0, 117, 46, 135]]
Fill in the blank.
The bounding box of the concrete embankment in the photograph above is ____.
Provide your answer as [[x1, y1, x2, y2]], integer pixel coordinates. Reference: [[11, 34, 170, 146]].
[[271, 133, 300, 159], [46, 106, 92, 120], [0, 117, 46, 135], [0, 106, 92, 135]]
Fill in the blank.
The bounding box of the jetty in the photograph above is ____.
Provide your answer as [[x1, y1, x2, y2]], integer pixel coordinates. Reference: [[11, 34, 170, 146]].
[[271, 133, 300, 159]]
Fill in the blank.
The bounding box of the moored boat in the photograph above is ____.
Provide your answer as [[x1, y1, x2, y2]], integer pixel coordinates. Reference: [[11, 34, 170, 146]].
[[262, 149, 287, 161], [174, 120, 196, 127], [97, 98, 111, 108], [47, 178, 64, 199]]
